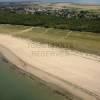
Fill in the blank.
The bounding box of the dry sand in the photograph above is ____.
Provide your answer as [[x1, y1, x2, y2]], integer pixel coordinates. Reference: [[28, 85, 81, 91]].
[[0, 34, 100, 100]]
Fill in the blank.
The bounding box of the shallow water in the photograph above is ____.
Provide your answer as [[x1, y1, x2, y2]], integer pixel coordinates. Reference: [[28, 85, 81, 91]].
[[0, 56, 66, 100]]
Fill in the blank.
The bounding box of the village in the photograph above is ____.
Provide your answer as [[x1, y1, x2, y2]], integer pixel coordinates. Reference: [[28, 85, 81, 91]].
[[0, 2, 100, 19]]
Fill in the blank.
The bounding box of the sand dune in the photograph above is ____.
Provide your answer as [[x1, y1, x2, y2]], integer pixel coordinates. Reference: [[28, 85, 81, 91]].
[[0, 34, 100, 100]]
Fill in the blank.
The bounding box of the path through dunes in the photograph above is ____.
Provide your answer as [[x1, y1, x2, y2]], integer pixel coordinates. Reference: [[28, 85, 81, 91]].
[[0, 34, 100, 100]]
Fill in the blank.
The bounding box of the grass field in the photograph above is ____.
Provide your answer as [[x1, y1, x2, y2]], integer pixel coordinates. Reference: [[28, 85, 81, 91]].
[[0, 24, 100, 56]]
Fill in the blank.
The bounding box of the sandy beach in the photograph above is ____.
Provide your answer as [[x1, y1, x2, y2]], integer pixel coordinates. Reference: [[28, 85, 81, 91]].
[[0, 34, 100, 100]]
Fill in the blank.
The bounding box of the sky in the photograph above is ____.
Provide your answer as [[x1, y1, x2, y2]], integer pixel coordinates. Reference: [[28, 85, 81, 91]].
[[0, 0, 100, 4]]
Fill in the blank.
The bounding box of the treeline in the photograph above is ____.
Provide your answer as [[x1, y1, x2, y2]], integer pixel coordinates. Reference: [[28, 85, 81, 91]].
[[0, 11, 100, 33]]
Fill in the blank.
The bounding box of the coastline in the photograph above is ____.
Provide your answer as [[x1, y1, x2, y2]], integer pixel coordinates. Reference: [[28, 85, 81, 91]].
[[0, 45, 81, 100], [0, 54, 68, 99], [0, 54, 68, 100], [0, 35, 100, 99]]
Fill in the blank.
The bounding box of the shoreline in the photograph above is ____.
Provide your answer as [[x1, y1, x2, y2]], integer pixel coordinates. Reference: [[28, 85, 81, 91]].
[[0, 54, 68, 99], [0, 45, 81, 100], [0, 43, 100, 100], [0, 54, 73, 100]]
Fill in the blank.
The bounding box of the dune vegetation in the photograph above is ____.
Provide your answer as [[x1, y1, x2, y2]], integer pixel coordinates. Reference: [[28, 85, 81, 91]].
[[0, 24, 100, 56]]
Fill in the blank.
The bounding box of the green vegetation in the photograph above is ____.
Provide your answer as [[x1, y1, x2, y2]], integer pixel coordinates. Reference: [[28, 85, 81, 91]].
[[0, 11, 100, 33], [0, 24, 100, 55], [0, 24, 29, 33]]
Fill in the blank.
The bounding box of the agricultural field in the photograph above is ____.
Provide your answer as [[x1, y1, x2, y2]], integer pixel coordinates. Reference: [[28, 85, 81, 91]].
[[46, 3, 100, 10], [31, 3, 100, 11]]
